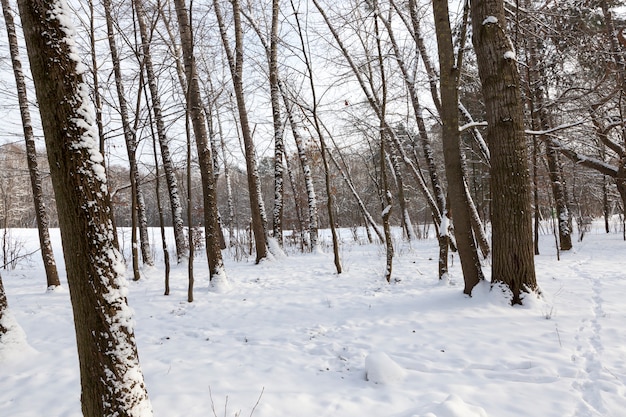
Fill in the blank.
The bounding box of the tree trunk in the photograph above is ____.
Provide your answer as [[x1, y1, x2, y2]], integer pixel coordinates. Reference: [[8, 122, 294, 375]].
[[523, 24, 572, 251], [546, 143, 573, 250], [214, 0, 269, 263], [470, 0, 537, 304], [103, 0, 154, 268], [280, 83, 320, 251], [604, 175, 610, 233], [0, 273, 7, 335], [387, 151, 413, 241], [174, 0, 227, 285], [149, 100, 171, 295], [1, 0, 60, 288], [433, 0, 484, 294], [373, 6, 394, 282], [385, 1, 448, 254], [533, 137, 540, 255], [297, 1, 342, 272], [269, 0, 284, 247], [18, 0, 152, 414], [134, 0, 187, 263]]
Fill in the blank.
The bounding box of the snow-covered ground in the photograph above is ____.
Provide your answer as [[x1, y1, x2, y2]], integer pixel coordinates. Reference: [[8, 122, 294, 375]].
[[2, 224, 626, 416]]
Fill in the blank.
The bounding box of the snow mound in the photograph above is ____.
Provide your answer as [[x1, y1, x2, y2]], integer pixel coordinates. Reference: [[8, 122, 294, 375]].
[[416, 394, 488, 417], [365, 351, 406, 384], [0, 311, 35, 362], [209, 269, 232, 293]]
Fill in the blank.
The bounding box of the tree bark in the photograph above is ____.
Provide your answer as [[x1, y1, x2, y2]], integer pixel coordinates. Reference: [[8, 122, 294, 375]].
[[522, 21, 572, 251], [103, 0, 154, 268], [433, 0, 484, 294], [18, 0, 152, 414], [470, 0, 537, 303], [1, 0, 60, 289], [0, 273, 7, 335], [174, 0, 227, 284], [214, 0, 269, 263], [279, 83, 320, 251], [269, 0, 284, 247], [134, 0, 187, 263], [297, 0, 342, 272]]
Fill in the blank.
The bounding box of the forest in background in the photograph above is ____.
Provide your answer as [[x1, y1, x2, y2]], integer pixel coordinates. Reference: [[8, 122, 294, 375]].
[[0, 0, 619, 236], [3, 0, 626, 414]]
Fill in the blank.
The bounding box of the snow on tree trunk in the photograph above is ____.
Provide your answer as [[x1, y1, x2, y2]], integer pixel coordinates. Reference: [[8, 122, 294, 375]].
[[102, 0, 154, 268], [18, 0, 153, 415], [268, 0, 284, 247], [0, 273, 7, 335], [279, 82, 320, 251], [134, 0, 187, 264], [1, 0, 60, 289]]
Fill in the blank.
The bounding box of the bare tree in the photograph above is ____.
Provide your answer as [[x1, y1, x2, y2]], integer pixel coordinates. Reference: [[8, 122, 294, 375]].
[[213, 0, 269, 263], [432, 0, 484, 294], [294, 0, 342, 272], [174, 0, 228, 287], [18, 0, 152, 414], [134, 0, 187, 263], [102, 0, 155, 278], [1, 0, 60, 289]]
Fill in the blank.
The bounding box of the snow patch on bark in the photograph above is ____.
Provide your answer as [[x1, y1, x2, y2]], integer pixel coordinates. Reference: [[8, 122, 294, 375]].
[[482, 16, 498, 25], [503, 50, 516, 60], [99, 248, 153, 416]]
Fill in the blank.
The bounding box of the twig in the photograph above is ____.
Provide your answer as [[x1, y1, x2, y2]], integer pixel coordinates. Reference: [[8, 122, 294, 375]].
[[249, 387, 264, 417]]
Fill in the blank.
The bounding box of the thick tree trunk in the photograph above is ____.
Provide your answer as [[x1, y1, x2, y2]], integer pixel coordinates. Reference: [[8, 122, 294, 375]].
[[470, 0, 537, 303], [174, 0, 227, 284], [1, 0, 60, 289], [134, 0, 187, 263], [18, 0, 152, 414], [433, 0, 484, 294]]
